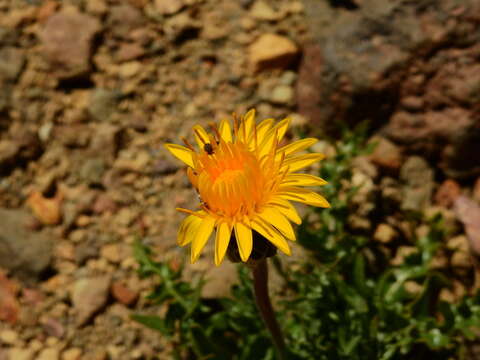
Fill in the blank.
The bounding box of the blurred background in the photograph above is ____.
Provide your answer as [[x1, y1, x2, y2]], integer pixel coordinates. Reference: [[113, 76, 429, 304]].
[[0, 0, 479, 359]]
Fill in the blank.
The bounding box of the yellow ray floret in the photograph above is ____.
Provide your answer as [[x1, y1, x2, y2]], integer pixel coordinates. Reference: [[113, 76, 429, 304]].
[[165, 109, 330, 266]]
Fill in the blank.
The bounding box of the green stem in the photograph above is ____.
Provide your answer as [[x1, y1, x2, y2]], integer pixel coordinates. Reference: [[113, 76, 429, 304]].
[[252, 259, 287, 360]]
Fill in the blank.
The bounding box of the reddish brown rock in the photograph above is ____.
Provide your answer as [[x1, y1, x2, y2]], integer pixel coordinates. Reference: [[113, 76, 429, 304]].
[[38, 6, 101, 79], [248, 33, 299, 72], [111, 281, 138, 306], [0, 273, 19, 325], [434, 179, 461, 208], [369, 137, 402, 172]]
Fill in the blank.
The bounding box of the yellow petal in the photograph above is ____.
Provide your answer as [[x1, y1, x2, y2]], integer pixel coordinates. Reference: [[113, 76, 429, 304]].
[[277, 138, 318, 158], [282, 153, 325, 173], [219, 119, 232, 143], [258, 118, 291, 158], [191, 216, 216, 263], [269, 198, 302, 225], [215, 222, 232, 266], [164, 144, 195, 168], [241, 109, 256, 142], [256, 118, 275, 143], [282, 174, 328, 187], [193, 124, 210, 149], [234, 221, 252, 262], [251, 217, 291, 256], [258, 207, 296, 241], [177, 214, 203, 246], [279, 187, 330, 208]]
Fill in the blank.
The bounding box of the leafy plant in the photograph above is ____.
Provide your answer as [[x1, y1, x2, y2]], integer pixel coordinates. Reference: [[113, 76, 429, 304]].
[[133, 126, 480, 359]]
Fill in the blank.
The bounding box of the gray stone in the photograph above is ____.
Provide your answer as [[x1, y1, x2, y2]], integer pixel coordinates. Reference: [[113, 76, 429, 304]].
[[0, 208, 52, 282], [89, 89, 121, 122], [400, 156, 434, 211], [0, 47, 25, 82], [80, 158, 106, 185]]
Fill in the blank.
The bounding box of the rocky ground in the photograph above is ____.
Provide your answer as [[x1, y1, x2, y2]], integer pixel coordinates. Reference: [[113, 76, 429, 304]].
[[0, 0, 479, 359]]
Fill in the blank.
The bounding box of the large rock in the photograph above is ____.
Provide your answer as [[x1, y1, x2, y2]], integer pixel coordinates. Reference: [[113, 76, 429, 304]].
[[298, 0, 480, 178], [0, 208, 53, 282], [38, 6, 101, 79]]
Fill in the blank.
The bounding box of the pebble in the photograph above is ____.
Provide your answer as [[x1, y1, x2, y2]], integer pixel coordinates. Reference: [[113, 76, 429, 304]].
[[270, 84, 294, 104], [369, 136, 402, 171], [0, 209, 52, 282], [71, 276, 111, 326], [249, 33, 299, 72], [0, 329, 18, 345], [37, 348, 60, 360], [250, 1, 280, 21], [434, 179, 461, 208], [62, 348, 82, 360], [8, 348, 34, 360], [100, 244, 122, 264], [154, 0, 185, 15], [118, 61, 142, 78], [111, 281, 138, 306], [373, 223, 397, 243], [26, 191, 62, 226]]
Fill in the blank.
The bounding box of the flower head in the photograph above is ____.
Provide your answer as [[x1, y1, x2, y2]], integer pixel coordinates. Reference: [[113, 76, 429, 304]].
[[165, 110, 329, 265]]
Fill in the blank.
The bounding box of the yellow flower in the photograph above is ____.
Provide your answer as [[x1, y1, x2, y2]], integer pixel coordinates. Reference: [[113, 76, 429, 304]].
[[165, 110, 330, 266]]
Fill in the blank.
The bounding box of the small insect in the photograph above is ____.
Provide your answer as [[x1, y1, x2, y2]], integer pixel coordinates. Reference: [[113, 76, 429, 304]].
[[204, 143, 214, 155]]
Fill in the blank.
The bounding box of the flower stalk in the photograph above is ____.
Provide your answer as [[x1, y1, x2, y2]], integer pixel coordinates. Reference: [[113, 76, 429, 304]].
[[252, 259, 287, 360]]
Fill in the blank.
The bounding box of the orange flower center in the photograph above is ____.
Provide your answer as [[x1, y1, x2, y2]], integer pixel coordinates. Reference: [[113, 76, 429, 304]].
[[194, 140, 281, 220]]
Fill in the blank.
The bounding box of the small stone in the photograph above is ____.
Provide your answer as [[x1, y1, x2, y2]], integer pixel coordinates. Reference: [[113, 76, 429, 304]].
[[0, 140, 19, 172], [8, 348, 34, 360], [26, 191, 62, 226], [116, 43, 145, 62], [92, 194, 118, 214], [111, 281, 138, 306], [400, 156, 434, 211], [62, 348, 82, 360], [369, 136, 402, 171], [38, 6, 101, 79], [373, 223, 397, 243], [164, 13, 200, 42], [100, 244, 122, 263], [249, 33, 299, 72], [89, 89, 121, 122], [37, 348, 60, 360], [154, 0, 185, 15], [434, 179, 461, 208], [270, 85, 294, 104], [118, 61, 142, 78], [86, 0, 108, 15], [72, 276, 111, 326], [454, 196, 480, 258], [0, 329, 18, 345], [79, 158, 106, 185], [0, 209, 52, 282], [0, 47, 25, 82], [250, 1, 280, 21], [447, 235, 469, 252], [41, 317, 65, 338]]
